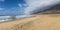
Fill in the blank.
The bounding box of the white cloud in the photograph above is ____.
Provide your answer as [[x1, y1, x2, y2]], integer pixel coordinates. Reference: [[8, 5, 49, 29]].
[[18, 3, 28, 8], [0, 0, 5, 2], [24, 0, 60, 15], [18, 4, 23, 8], [0, 8, 4, 10]]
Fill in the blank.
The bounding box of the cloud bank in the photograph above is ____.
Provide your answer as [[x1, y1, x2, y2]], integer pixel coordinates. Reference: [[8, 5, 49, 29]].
[[24, 0, 60, 15]]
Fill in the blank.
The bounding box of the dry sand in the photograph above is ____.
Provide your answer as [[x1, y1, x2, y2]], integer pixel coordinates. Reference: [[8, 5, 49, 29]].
[[0, 14, 60, 30]]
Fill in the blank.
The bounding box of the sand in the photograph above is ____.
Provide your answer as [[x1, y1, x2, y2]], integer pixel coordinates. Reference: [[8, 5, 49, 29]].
[[0, 14, 60, 30]]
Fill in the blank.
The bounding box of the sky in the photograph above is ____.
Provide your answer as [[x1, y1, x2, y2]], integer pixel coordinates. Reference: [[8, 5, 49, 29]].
[[0, 0, 27, 16], [0, 0, 60, 16]]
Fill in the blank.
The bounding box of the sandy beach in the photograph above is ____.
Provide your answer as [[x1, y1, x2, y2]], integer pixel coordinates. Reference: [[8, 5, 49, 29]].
[[0, 14, 60, 30]]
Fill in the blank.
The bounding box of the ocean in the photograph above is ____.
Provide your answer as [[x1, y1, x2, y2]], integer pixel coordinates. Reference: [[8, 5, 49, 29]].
[[0, 15, 32, 22]]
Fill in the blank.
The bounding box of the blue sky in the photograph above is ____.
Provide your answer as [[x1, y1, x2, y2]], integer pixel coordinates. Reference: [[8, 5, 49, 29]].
[[0, 0, 27, 16], [0, 0, 60, 16]]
